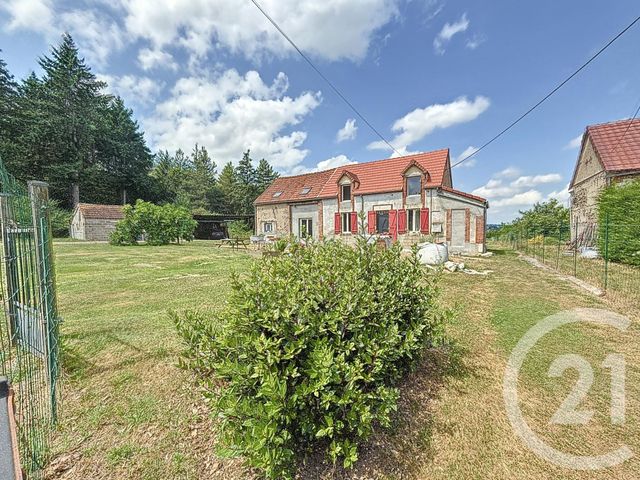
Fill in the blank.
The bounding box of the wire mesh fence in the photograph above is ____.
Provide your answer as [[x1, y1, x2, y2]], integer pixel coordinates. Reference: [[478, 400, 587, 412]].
[[490, 217, 640, 309], [0, 160, 61, 479]]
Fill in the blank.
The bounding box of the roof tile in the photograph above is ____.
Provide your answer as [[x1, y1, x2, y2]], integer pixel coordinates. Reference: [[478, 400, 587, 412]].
[[587, 119, 640, 172], [77, 203, 124, 220]]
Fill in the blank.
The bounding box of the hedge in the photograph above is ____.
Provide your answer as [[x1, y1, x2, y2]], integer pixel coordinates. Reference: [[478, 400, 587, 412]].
[[598, 180, 640, 266], [174, 237, 448, 478]]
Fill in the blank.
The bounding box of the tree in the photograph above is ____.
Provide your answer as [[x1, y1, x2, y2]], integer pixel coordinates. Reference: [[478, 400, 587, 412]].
[[235, 150, 259, 214], [0, 52, 18, 164], [217, 161, 239, 214], [38, 33, 107, 207], [255, 158, 279, 191]]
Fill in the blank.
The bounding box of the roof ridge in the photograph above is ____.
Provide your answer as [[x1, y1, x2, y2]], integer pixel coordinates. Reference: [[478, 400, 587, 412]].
[[587, 118, 640, 130]]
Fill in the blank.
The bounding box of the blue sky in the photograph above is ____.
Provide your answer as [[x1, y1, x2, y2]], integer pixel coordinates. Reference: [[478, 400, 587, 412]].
[[1, 0, 639, 222]]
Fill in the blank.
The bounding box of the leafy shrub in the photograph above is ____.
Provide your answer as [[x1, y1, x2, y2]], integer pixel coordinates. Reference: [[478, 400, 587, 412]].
[[598, 180, 640, 265], [110, 200, 197, 246], [174, 238, 448, 478], [48, 200, 72, 237], [226, 219, 252, 239]]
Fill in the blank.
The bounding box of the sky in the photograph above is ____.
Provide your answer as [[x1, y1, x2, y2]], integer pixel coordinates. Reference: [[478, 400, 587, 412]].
[[1, 0, 639, 223]]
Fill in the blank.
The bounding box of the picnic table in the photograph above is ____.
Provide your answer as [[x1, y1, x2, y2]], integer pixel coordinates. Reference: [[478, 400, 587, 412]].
[[217, 237, 249, 250]]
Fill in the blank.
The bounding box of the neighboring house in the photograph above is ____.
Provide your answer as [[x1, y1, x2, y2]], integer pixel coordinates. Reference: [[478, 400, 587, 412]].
[[254, 149, 489, 254], [70, 203, 124, 241], [569, 119, 640, 240]]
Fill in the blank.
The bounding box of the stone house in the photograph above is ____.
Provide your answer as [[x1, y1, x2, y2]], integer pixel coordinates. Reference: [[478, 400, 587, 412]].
[[569, 119, 640, 239], [70, 203, 124, 241], [254, 149, 488, 254]]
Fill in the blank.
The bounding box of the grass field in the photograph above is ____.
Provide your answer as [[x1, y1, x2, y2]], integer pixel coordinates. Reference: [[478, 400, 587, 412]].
[[46, 241, 640, 479]]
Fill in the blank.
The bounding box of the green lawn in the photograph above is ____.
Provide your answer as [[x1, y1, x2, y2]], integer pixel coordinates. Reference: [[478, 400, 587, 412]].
[[47, 241, 640, 479]]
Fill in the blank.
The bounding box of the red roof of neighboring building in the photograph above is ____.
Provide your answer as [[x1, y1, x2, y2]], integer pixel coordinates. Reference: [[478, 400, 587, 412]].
[[586, 119, 640, 172], [254, 149, 462, 205], [76, 203, 124, 220]]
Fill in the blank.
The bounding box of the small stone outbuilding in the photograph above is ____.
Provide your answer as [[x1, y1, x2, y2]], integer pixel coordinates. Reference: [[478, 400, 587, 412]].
[[70, 203, 124, 241]]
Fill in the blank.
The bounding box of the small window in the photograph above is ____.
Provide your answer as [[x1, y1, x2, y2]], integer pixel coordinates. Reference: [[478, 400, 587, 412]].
[[300, 187, 311, 195], [263, 222, 274, 233], [376, 211, 389, 233], [407, 176, 421, 196], [407, 209, 420, 232], [341, 184, 351, 201], [272, 191, 283, 198], [341, 212, 352, 233], [299, 218, 313, 238]]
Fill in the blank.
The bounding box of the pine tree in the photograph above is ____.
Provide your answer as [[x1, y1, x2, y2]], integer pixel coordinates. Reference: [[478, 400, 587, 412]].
[[186, 144, 217, 213], [217, 161, 239, 214], [0, 52, 18, 165], [255, 158, 279, 192], [38, 33, 107, 207], [235, 150, 258, 214]]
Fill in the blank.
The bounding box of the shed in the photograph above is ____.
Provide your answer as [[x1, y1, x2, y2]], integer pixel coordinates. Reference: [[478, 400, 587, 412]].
[[70, 203, 124, 241]]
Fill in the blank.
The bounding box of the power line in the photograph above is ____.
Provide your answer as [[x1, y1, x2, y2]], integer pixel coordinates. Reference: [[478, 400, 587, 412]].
[[451, 14, 640, 169], [607, 98, 640, 158], [248, 0, 403, 157]]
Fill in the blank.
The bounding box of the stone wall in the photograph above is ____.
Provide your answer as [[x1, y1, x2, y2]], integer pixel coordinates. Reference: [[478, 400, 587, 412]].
[[570, 137, 607, 228], [83, 218, 119, 241], [256, 204, 290, 236]]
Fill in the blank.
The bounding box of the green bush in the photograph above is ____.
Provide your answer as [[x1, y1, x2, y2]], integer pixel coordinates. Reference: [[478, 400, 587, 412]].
[[48, 200, 72, 237], [226, 219, 252, 239], [110, 200, 197, 246], [598, 180, 640, 266], [174, 238, 448, 478]]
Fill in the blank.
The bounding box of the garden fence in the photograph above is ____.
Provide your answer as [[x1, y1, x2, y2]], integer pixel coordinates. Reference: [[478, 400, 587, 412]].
[[491, 216, 640, 308], [0, 160, 61, 479]]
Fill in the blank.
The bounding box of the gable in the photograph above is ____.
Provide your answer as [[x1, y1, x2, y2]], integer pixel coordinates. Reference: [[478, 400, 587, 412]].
[[571, 137, 605, 189]]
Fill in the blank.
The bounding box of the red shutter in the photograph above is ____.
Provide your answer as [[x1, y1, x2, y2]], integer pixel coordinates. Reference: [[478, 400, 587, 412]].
[[334, 212, 341, 234], [350, 212, 358, 234], [389, 210, 398, 241], [420, 208, 429, 234], [397, 209, 407, 234], [367, 211, 376, 234]]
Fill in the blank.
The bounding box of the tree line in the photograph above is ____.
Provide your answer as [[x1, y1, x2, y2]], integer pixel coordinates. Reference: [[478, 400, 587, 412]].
[[0, 34, 279, 215]]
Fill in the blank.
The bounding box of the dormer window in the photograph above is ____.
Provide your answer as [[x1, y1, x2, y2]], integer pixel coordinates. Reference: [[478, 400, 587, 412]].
[[407, 176, 421, 196], [341, 184, 351, 201]]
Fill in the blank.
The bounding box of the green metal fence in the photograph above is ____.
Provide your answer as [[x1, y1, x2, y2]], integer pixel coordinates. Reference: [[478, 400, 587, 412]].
[[491, 217, 640, 308], [0, 161, 61, 478]]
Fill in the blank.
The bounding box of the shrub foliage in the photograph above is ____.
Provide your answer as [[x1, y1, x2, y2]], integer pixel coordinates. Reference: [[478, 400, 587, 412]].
[[598, 180, 640, 265], [110, 199, 197, 245], [174, 238, 447, 478]]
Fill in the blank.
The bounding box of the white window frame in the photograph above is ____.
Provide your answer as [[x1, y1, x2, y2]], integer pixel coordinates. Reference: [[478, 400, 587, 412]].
[[299, 218, 313, 238], [341, 184, 351, 201], [407, 209, 420, 232], [263, 221, 274, 234], [341, 212, 352, 233]]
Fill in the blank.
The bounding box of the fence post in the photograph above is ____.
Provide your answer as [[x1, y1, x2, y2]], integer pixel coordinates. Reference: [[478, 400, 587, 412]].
[[573, 217, 578, 277], [542, 230, 545, 264], [603, 213, 610, 292], [0, 193, 19, 343], [556, 221, 562, 270]]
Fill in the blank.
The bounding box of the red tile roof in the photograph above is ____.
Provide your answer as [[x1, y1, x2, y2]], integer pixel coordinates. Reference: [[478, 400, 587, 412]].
[[76, 203, 124, 220], [586, 119, 640, 172], [440, 186, 488, 204], [255, 149, 454, 205]]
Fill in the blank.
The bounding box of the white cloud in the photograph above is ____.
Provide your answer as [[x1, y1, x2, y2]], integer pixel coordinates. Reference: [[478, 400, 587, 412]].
[[144, 69, 321, 171], [121, 0, 399, 62], [511, 173, 563, 188], [138, 47, 178, 71], [368, 96, 489, 153], [455, 145, 479, 167], [490, 190, 543, 208], [336, 118, 358, 142], [59, 10, 125, 67], [496, 166, 521, 179], [433, 13, 469, 54], [466, 34, 485, 50], [563, 133, 583, 150], [1, 0, 54, 34], [545, 185, 570, 204], [317, 154, 356, 170], [98, 74, 164, 105]]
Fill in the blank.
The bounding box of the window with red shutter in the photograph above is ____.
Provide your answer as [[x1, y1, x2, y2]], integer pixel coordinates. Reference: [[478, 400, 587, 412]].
[[389, 210, 398, 241], [420, 208, 430, 234], [350, 212, 358, 234], [334, 212, 341, 234], [367, 211, 376, 234], [397, 209, 407, 233]]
